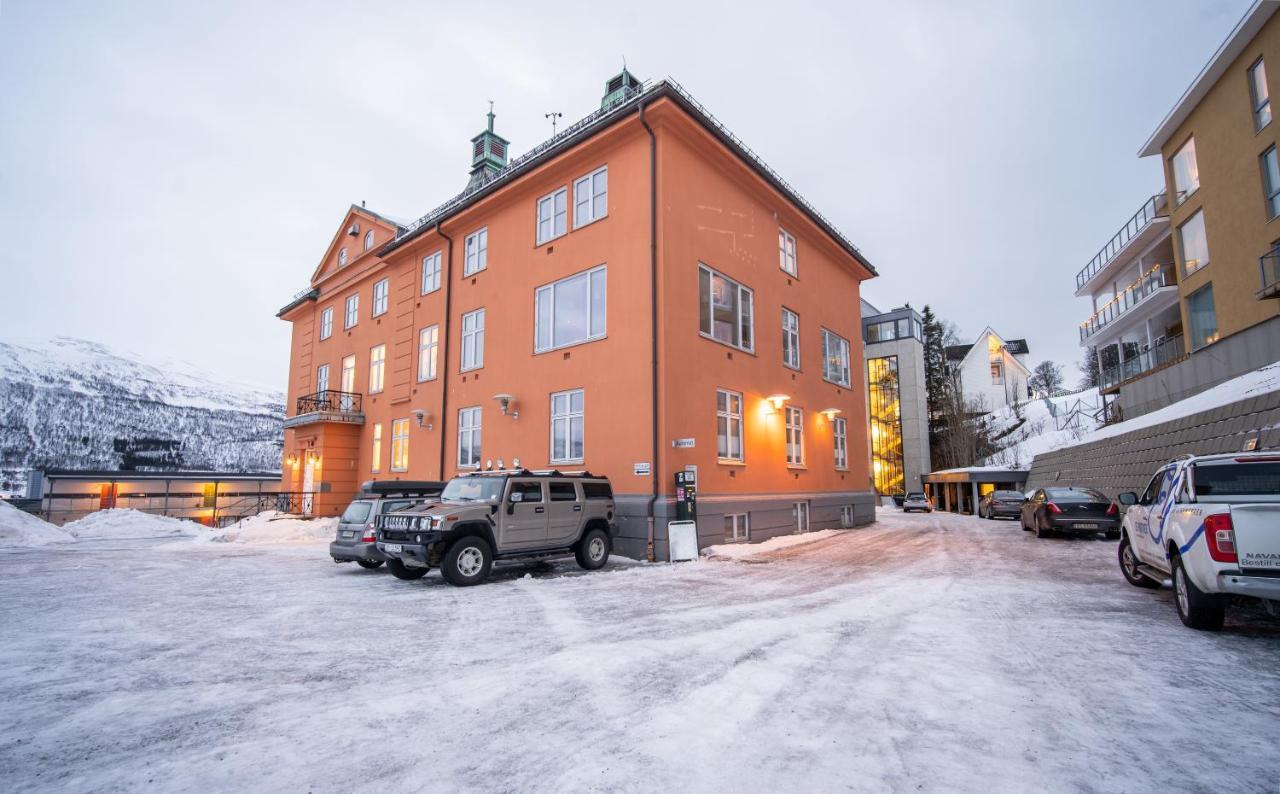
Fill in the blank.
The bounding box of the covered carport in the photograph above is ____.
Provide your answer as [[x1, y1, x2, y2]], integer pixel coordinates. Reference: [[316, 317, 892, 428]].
[[922, 466, 1029, 515]]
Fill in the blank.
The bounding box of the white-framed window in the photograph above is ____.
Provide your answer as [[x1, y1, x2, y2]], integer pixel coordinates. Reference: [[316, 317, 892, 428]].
[[338, 248, 348, 267], [778, 228, 797, 276], [991, 359, 1004, 385], [821, 329, 851, 387], [785, 406, 804, 466], [574, 165, 608, 228], [369, 344, 386, 394], [793, 501, 810, 532], [724, 513, 749, 542], [390, 418, 409, 472], [340, 355, 356, 394], [1170, 137, 1199, 201], [1179, 209, 1210, 276], [364, 229, 375, 251], [550, 389, 585, 464], [372, 278, 389, 317], [418, 325, 438, 381], [781, 307, 800, 369], [840, 505, 855, 528], [460, 308, 485, 371], [698, 264, 754, 352], [833, 416, 848, 469], [537, 187, 568, 244], [535, 266, 607, 352], [316, 364, 330, 393], [457, 407, 482, 468], [716, 389, 744, 462], [344, 293, 359, 329], [371, 423, 382, 473], [464, 228, 488, 276], [319, 307, 333, 340], [421, 251, 442, 294], [1249, 57, 1271, 131]]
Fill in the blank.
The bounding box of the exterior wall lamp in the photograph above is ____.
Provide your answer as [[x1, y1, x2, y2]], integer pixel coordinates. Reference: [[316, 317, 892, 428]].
[[285, 454, 299, 468], [411, 408, 433, 430], [492, 393, 519, 420], [820, 408, 842, 422], [766, 394, 791, 412]]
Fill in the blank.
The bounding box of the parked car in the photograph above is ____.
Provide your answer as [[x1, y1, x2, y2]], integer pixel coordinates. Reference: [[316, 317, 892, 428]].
[[902, 492, 932, 513], [1116, 452, 1280, 631], [979, 490, 1026, 520], [329, 480, 446, 569], [376, 470, 616, 586], [1019, 487, 1119, 539]]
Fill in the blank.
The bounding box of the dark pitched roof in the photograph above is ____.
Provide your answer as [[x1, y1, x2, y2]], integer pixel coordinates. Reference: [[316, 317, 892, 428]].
[[945, 344, 972, 362], [1005, 339, 1029, 355]]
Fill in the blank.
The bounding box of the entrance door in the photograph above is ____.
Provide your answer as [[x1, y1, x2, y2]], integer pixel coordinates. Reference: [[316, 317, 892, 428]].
[[340, 355, 356, 410], [502, 480, 547, 550], [301, 457, 315, 515]]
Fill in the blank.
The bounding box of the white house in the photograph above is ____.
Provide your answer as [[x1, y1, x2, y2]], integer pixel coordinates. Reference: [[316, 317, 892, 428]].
[[944, 328, 1031, 412]]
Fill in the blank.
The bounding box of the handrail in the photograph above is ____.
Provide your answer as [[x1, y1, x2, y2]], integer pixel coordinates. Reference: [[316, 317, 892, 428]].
[[1260, 250, 1280, 298], [1079, 262, 1177, 342], [1099, 334, 1185, 392], [1076, 193, 1173, 291], [295, 389, 362, 416]]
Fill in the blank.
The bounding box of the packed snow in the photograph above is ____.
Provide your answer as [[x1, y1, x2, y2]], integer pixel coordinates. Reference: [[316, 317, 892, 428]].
[[981, 391, 1102, 468], [705, 528, 842, 559], [62, 509, 204, 540], [202, 510, 336, 545], [0, 501, 74, 547], [0, 507, 1276, 791]]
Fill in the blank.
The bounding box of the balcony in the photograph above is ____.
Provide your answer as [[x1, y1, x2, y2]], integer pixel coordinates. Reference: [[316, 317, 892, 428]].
[[1079, 262, 1177, 343], [1075, 193, 1173, 295], [1260, 251, 1280, 299], [283, 390, 365, 429], [1099, 334, 1186, 393]]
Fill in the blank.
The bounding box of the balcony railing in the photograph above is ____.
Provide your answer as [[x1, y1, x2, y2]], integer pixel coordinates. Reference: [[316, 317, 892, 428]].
[[1099, 334, 1186, 392], [285, 390, 364, 428], [1076, 193, 1172, 292], [1079, 262, 1177, 343], [1260, 251, 1280, 299]]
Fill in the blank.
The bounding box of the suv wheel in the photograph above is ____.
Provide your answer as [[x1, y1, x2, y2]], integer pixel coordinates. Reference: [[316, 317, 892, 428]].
[[356, 560, 384, 570], [575, 528, 611, 571], [441, 536, 493, 586], [387, 558, 429, 580], [1172, 553, 1225, 631], [1117, 535, 1159, 589]]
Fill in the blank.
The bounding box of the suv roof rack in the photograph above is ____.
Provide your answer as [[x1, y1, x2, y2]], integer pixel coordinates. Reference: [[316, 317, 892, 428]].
[[459, 468, 602, 479], [359, 480, 448, 496]]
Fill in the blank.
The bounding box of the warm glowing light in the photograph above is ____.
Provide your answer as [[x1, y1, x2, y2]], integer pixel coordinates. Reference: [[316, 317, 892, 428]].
[[820, 408, 842, 421], [766, 394, 791, 411]]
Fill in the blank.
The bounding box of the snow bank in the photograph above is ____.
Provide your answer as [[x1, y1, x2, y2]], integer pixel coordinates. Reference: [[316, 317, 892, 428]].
[[0, 501, 75, 547], [63, 509, 205, 540], [981, 392, 1102, 468], [705, 529, 841, 560], [205, 511, 336, 545]]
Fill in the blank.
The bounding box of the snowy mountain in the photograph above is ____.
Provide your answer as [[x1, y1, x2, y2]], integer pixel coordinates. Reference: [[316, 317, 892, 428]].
[[0, 337, 284, 494]]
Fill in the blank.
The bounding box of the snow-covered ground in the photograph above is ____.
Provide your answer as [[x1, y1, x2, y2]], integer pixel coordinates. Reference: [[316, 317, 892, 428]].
[[982, 391, 1102, 468], [0, 509, 1277, 792]]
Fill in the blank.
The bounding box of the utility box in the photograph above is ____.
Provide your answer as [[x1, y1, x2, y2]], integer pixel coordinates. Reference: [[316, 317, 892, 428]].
[[674, 470, 697, 521], [668, 520, 699, 562]]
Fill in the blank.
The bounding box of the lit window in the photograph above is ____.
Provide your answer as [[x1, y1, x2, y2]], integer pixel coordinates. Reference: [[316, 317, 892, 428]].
[[338, 248, 348, 267], [1250, 57, 1271, 131], [390, 418, 410, 472], [464, 228, 488, 276], [574, 166, 608, 227], [460, 308, 485, 371], [1186, 284, 1218, 350], [785, 406, 804, 466], [782, 308, 800, 369], [724, 513, 749, 542], [344, 294, 358, 329], [535, 266, 606, 352], [550, 389, 585, 463], [867, 356, 903, 496], [1171, 137, 1199, 201], [537, 187, 568, 244], [457, 407, 482, 468], [319, 307, 333, 340], [316, 364, 330, 393], [369, 344, 385, 394], [716, 389, 744, 462], [1178, 209, 1210, 276], [418, 325, 438, 381], [990, 359, 1004, 385], [698, 264, 754, 352], [778, 228, 797, 276], [340, 355, 356, 395], [372, 278, 389, 317], [822, 329, 851, 387], [421, 252, 442, 294], [371, 423, 382, 473], [1262, 146, 1280, 220], [834, 416, 848, 470], [364, 230, 375, 251]]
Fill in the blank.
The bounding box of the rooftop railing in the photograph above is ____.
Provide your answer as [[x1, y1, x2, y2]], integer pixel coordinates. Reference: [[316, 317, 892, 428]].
[[1076, 193, 1172, 292], [1259, 250, 1280, 299], [1079, 262, 1177, 343], [1099, 334, 1185, 392]]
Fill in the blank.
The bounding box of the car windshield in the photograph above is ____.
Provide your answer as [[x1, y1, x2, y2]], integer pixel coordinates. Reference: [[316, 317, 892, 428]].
[[1193, 461, 1280, 496], [440, 477, 506, 503], [1046, 488, 1107, 501], [339, 500, 372, 524]]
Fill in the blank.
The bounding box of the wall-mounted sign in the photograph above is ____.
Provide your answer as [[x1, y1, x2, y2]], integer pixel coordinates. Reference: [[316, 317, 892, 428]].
[[634, 462, 651, 476], [672, 438, 696, 448]]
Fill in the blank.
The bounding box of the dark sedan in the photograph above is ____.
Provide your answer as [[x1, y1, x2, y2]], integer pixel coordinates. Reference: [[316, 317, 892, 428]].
[[979, 490, 1026, 520], [1020, 487, 1120, 539]]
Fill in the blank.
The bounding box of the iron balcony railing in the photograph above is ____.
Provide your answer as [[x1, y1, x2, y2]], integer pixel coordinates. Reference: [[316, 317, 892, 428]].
[[1100, 334, 1186, 392], [1076, 192, 1172, 292], [1259, 250, 1280, 299], [1079, 262, 1177, 343], [294, 390, 363, 417]]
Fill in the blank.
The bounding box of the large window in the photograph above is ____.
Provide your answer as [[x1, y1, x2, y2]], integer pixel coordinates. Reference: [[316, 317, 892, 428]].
[[863, 316, 923, 344], [550, 389, 584, 464], [716, 389, 744, 462], [457, 407, 482, 468], [344, 294, 359, 329], [372, 278, 389, 317], [833, 416, 848, 470], [464, 228, 488, 276], [421, 252, 442, 294], [1178, 209, 1210, 276], [1171, 137, 1199, 201], [369, 344, 385, 394], [1186, 284, 1219, 350], [785, 406, 804, 466], [724, 513, 749, 542], [316, 364, 330, 393], [417, 325, 438, 381], [390, 418, 409, 472], [535, 266, 607, 352], [868, 356, 904, 496], [1250, 57, 1271, 131], [461, 308, 485, 371], [822, 329, 851, 386], [537, 187, 567, 244], [778, 228, 797, 276], [781, 308, 800, 369], [319, 307, 333, 341], [1262, 146, 1280, 220], [698, 264, 754, 352], [371, 423, 382, 473], [574, 165, 607, 228]]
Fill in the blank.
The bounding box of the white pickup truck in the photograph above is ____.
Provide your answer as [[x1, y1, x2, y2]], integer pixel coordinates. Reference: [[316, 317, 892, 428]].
[[1116, 452, 1280, 630]]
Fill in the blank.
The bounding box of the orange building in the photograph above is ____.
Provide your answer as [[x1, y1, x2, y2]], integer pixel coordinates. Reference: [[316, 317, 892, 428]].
[[277, 74, 878, 559]]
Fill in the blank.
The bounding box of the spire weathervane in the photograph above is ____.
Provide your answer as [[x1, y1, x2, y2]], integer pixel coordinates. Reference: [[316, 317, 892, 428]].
[[545, 111, 562, 135]]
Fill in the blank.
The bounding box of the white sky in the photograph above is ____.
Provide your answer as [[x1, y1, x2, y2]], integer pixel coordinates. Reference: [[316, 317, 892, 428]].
[[0, 0, 1246, 389]]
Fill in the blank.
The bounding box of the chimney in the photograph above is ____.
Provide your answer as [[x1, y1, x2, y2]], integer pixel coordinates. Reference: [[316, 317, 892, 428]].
[[468, 102, 509, 190]]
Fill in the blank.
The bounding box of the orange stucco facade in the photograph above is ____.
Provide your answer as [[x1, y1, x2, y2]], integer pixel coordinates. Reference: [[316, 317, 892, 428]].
[[279, 84, 877, 557]]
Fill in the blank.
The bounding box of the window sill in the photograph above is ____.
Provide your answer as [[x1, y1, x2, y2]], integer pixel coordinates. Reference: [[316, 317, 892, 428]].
[[787, 464, 808, 471], [460, 366, 484, 374], [421, 287, 442, 297], [717, 459, 746, 467], [534, 334, 607, 356], [462, 267, 487, 278], [416, 376, 439, 384], [822, 377, 851, 389], [535, 230, 566, 249], [779, 267, 799, 280], [698, 332, 756, 357], [550, 459, 584, 467], [573, 213, 608, 232]]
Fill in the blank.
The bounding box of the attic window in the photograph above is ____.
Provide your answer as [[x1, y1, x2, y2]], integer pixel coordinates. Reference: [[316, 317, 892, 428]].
[[338, 248, 348, 267], [364, 230, 375, 251]]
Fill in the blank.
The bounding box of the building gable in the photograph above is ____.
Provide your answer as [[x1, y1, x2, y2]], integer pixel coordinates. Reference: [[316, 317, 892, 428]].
[[310, 206, 406, 286]]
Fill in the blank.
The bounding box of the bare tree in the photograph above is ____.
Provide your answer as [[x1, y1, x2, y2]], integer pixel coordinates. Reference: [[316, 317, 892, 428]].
[[1029, 360, 1064, 396]]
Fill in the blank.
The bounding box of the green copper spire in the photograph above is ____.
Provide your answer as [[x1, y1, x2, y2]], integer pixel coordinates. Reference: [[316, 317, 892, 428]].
[[601, 68, 642, 110], [469, 101, 509, 187]]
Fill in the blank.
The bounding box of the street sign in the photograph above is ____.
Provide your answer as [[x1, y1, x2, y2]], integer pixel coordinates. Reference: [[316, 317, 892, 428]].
[[634, 462, 651, 476], [672, 438, 695, 448]]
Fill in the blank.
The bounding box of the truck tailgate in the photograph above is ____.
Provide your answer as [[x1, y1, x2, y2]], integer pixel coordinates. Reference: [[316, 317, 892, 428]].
[[1232, 504, 1280, 573]]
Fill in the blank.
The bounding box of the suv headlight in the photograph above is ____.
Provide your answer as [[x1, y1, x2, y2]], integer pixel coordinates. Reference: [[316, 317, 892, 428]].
[[414, 517, 428, 530]]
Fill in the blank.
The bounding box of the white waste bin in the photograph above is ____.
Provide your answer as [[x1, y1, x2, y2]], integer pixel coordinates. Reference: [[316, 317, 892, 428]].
[[668, 520, 699, 562]]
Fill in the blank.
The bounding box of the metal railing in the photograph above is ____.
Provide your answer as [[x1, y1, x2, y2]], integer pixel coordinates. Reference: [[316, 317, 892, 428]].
[[1099, 334, 1186, 392], [1260, 250, 1280, 299], [295, 390, 362, 416], [1079, 262, 1177, 342], [1076, 193, 1172, 291]]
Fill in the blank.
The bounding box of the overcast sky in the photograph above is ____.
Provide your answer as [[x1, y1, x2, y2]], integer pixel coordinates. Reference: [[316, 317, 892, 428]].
[[0, 0, 1248, 389]]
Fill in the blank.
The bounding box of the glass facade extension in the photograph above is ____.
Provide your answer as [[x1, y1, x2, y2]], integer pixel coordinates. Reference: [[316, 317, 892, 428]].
[[867, 355, 904, 496]]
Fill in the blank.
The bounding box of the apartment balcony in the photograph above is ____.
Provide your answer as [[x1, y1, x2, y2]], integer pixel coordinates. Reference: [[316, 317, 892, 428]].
[[1260, 250, 1280, 299], [1074, 193, 1174, 296], [1099, 334, 1186, 394], [283, 390, 365, 429], [1078, 262, 1178, 344]]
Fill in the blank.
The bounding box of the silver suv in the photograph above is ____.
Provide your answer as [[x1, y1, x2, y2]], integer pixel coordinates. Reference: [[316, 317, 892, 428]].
[[376, 470, 617, 586]]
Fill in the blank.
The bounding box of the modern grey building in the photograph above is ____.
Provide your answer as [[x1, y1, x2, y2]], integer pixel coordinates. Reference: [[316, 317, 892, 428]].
[[860, 300, 931, 498]]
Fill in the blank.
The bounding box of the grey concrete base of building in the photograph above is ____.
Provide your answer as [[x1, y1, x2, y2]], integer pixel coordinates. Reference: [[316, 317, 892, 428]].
[[1117, 316, 1280, 419], [1027, 386, 1280, 496], [611, 490, 877, 562]]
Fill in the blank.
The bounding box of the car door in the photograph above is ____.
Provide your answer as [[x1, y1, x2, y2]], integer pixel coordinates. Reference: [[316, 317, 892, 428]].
[[544, 481, 582, 546], [1132, 467, 1175, 566], [1023, 490, 1044, 527], [502, 480, 548, 551]]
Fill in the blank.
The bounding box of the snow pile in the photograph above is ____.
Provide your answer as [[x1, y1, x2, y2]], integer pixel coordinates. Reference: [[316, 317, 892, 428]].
[[0, 501, 75, 547], [982, 392, 1102, 468], [705, 529, 841, 560], [205, 511, 336, 545], [63, 509, 205, 540]]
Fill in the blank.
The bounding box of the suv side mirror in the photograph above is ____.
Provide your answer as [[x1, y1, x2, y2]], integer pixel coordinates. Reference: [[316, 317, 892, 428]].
[[506, 491, 523, 515], [1117, 491, 1138, 506]]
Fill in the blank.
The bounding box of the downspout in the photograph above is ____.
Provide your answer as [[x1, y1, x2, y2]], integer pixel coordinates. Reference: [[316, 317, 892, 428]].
[[639, 99, 659, 563], [436, 221, 454, 481]]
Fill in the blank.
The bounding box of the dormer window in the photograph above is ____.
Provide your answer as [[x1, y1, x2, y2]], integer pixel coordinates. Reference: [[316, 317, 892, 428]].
[[338, 248, 348, 267], [364, 230, 375, 251]]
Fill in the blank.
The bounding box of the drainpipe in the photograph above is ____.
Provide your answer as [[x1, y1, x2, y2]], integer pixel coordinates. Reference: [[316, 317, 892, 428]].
[[436, 221, 454, 481], [639, 99, 659, 563]]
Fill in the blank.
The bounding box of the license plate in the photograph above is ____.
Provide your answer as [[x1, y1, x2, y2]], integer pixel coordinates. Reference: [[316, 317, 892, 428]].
[[383, 543, 402, 553], [341, 531, 356, 539], [1075, 523, 1098, 530]]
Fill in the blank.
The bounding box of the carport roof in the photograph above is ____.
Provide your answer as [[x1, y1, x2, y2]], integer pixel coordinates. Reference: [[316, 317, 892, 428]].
[[923, 466, 1029, 484]]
